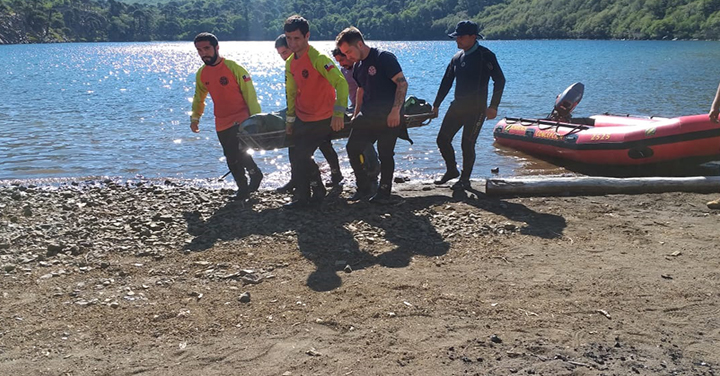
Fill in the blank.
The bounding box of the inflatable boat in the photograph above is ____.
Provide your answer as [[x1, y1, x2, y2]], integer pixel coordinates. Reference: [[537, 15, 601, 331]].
[[493, 83, 720, 166]]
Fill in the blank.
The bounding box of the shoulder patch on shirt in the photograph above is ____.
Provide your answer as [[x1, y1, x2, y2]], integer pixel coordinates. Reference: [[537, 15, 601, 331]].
[[242, 74, 252, 82], [324, 63, 335, 72]]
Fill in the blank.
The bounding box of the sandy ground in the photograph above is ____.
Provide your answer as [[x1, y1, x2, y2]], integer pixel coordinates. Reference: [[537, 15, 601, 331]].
[[1, 179, 719, 375]]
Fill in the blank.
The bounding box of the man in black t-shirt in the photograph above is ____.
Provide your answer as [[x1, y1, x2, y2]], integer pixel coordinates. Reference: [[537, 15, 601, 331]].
[[432, 20, 505, 191], [336, 27, 409, 204]]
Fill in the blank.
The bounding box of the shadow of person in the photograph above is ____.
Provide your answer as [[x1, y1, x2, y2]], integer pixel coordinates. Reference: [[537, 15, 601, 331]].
[[182, 198, 273, 252], [182, 192, 451, 292], [273, 195, 452, 291], [453, 187, 567, 239], [182, 197, 365, 291], [344, 195, 451, 268]]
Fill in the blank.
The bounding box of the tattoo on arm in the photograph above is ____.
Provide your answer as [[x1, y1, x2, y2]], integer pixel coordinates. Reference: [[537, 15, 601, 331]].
[[392, 74, 408, 109]]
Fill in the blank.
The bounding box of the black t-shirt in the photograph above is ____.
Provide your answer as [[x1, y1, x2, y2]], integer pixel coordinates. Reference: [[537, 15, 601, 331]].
[[353, 48, 402, 117]]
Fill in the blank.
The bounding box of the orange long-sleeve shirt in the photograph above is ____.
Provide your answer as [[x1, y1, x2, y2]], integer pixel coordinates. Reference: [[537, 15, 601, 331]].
[[285, 45, 347, 123], [191, 58, 261, 131]]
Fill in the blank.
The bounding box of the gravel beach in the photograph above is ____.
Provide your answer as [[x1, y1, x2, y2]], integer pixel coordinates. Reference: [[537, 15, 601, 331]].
[[1, 179, 719, 375]]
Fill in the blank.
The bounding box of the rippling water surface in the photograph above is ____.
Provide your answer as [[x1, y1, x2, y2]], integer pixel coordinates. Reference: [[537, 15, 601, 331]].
[[2, 40, 720, 187]]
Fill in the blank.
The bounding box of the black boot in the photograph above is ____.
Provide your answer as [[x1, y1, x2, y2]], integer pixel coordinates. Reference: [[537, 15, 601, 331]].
[[311, 180, 326, 203], [326, 169, 344, 187], [276, 180, 295, 194], [348, 185, 372, 201], [369, 184, 393, 205], [230, 166, 249, 200], [232, 186, 250, 201], [248, 168, 263, 192], [283, 198, 310, 209], [451, 179, 471, 191], [434, 169, 460, 185]]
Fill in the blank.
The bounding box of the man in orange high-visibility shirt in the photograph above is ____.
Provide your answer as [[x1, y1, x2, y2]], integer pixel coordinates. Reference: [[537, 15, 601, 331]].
[[190, 32, 263, 200], [275, 34, 344, 193], [284, 15, 349, 209]]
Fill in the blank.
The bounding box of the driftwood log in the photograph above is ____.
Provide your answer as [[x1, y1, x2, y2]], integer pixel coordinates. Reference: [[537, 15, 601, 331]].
[[485, 176, 720, 196]]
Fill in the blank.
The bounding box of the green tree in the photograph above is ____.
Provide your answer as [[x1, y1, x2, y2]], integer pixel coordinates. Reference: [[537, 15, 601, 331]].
[[2, 0, 720, 44]]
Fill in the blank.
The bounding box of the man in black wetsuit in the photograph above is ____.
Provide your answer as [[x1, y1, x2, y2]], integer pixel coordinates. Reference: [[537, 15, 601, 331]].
[[432, 20, 506, 191], [336, 27, 408, 204]]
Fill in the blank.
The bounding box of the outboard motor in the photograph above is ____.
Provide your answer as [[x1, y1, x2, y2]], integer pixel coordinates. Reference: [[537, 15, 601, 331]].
[[549, 82, 584, 122]]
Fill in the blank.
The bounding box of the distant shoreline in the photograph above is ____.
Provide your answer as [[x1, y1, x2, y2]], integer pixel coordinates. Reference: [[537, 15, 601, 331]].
[[4, 38, 720, 46]]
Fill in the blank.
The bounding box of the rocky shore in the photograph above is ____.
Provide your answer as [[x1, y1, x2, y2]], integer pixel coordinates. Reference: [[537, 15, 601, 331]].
[[1, 179, 719, 375], [0, 14, 28, 44]]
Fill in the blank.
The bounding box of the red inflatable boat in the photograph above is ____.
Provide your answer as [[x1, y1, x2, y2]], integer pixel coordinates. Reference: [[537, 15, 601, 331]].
[[493, 83, 720, 166]]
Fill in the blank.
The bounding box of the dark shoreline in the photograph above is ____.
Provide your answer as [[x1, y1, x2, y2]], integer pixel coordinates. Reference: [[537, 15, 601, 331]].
[[3, 38, 718, 46]]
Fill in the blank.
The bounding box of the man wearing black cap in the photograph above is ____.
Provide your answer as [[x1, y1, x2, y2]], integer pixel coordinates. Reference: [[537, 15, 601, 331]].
[[432, 20, 505, 191]]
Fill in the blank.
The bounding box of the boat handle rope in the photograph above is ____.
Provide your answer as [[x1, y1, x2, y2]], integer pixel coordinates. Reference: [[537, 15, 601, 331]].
[[504, 117, 590, 138]]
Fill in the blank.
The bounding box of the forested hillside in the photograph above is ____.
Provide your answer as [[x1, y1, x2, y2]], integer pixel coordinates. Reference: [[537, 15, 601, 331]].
[[1, 0, 719, 44]]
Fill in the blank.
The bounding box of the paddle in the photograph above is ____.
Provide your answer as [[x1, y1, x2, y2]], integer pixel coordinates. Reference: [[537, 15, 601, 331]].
[[218, 170, 231, 182]]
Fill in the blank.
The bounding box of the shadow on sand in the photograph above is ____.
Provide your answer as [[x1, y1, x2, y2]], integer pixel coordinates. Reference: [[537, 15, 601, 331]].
[[183, 188, 567, 291], [453, 187, 567, 239]]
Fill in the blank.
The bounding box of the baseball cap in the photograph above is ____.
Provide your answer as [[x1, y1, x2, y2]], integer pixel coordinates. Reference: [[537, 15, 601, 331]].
[[448, 21, 483, 38]]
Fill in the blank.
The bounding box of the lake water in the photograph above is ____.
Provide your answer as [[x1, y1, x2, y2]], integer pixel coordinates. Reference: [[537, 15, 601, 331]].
[[1, 40, 720, 188]]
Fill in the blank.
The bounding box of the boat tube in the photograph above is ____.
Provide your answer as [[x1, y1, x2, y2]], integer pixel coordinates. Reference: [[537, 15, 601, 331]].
[[493, 83, 720, 166]]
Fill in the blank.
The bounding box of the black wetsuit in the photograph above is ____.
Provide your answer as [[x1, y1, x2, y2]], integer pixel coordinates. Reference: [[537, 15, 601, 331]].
[[433, 43, 505, 181], [347, 48, 403, 194]]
